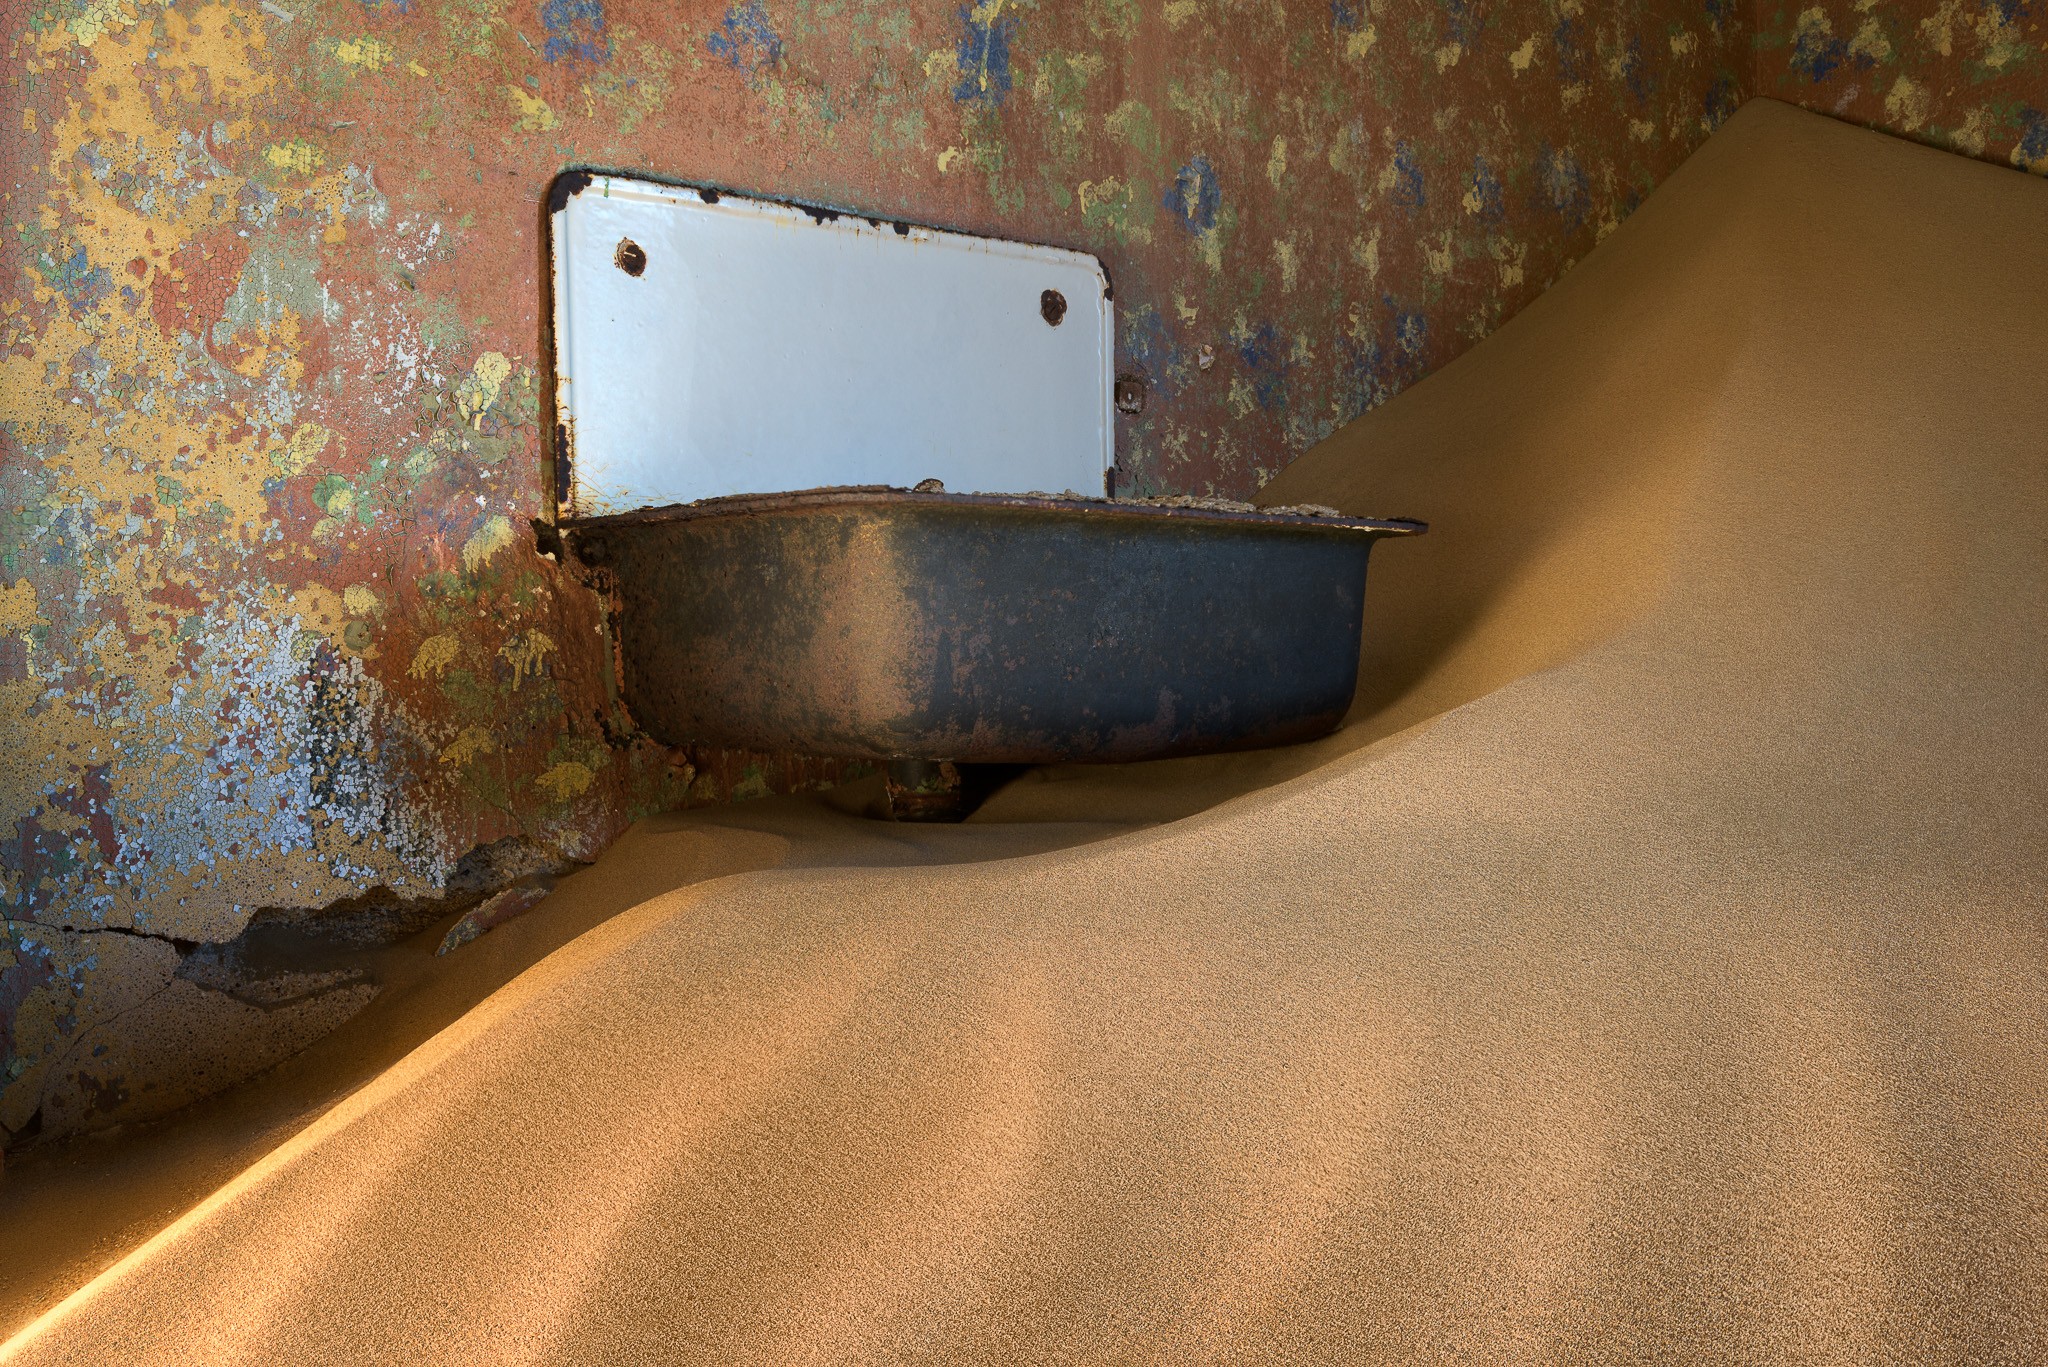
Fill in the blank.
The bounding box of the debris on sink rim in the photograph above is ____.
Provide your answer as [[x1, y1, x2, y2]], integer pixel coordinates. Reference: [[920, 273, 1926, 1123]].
[[918, 479, 1346, 520]]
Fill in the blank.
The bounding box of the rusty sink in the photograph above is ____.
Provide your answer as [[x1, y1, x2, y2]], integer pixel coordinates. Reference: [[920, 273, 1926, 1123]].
[[569, 487, 1423, 802]]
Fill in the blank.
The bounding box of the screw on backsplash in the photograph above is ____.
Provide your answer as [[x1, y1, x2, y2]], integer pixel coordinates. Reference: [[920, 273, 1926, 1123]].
[[614, 238, 647, 276], [1040, 288, 1067, 326], [1115, 375, 1146, 415]]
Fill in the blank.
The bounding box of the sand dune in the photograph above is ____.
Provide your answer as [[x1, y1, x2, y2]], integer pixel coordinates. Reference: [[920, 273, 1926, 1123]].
[[7, 100, 2045, 1363]]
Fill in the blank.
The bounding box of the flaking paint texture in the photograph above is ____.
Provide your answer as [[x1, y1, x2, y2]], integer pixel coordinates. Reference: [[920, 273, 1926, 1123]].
[[0, 0, 2031, 1144]]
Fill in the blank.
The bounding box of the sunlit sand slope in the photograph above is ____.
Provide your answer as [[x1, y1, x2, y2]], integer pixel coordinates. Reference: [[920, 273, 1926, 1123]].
[[9, 99, 2045, 1365]]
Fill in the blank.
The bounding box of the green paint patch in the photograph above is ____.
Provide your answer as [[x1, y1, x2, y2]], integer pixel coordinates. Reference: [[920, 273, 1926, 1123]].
[[1086, 0, 1139, 41], [1106, 99, 1163, 163], [218, 234, 338, 341], [730, 763, 772, 803], [1078, 176, 1155, 245]]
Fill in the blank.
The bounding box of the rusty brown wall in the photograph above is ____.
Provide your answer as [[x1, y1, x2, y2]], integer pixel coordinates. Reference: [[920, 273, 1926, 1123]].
[[0, 0, 1826, 1146]]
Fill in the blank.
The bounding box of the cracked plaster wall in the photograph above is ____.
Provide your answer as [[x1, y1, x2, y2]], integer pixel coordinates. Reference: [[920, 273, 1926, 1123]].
[[2, 0, 2037, 1146]]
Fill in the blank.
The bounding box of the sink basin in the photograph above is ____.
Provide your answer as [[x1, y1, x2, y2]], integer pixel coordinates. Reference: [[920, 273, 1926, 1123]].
[[569, 487, 1423, 793]]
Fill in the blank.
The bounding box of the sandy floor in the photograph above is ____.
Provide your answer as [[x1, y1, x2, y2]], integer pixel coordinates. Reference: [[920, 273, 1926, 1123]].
[[4, 99, 2045, 1363]]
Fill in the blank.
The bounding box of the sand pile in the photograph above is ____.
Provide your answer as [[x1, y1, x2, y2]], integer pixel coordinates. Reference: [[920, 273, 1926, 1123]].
[[6, 100, 2044, 1363]]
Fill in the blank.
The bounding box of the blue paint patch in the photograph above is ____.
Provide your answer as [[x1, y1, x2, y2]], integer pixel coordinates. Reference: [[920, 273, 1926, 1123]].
[[1703, 0, 1739, 30], [1790, 20, 1848, 81], [1535, 145, 1590, 228], [1331, 299, 1429, 424], [1390, 140, 1424, 214], [1553, 15, 1586, 83], [357, 0, 415, 12], [1702, 72, 1741, 130], [708, 0, 783, 78], [1621, 35, 1654, 105], [2015, 107, 2048, 169], [1330, 333, 1385, 426], [1394, 309, 1426, 359], [37, 246, 113, 317], [1443, 0, 1480, 48], [1330, 0, 1364, 31], [1236, 322, 1289, 412], [540, 0, 609, 64], [1465, 154, 1503, 221], [1163, 155, 1221, 234], [1382, 296, 1430, 390], [1121, 307, 1184, 397], [953, 4, 1017, 106]]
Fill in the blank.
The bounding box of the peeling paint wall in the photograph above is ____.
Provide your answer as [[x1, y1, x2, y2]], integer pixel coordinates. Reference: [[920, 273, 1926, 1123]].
[[1756, 0, 2048, 174], [2, 0, 1770, 1145]]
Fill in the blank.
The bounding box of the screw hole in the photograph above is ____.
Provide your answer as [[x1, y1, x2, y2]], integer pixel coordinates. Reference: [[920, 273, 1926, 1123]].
[[614, 239, 647, 277], [1040, 288, 1067, 327]]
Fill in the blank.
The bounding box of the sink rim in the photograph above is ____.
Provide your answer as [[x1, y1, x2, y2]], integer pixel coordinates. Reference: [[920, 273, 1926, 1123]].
[[561, 484, 1428, 540]]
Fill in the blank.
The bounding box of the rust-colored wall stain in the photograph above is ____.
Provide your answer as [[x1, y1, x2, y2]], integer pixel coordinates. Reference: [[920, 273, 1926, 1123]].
[[0, 0, 2028, 1145]]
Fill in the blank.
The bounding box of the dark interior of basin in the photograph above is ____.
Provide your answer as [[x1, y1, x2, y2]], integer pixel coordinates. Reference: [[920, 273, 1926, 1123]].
[[571, 488, 1422, 818]]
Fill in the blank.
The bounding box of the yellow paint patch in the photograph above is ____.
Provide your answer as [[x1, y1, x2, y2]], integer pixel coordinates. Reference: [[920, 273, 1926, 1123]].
[[1343, 25, 1377, 60], [1920, 0, 1964, 57], [1423, 231, 1453, 277], [0, 580, 44, 634], [1226, 376, 1257, 420], [535, 761, 595, 802], [1350, 228, 1381, 280], [342, 584, 382, 617], [507, 86, 560, 133], [499, 630, 556, 687], [274, 422, 333, 476], [1884, 75, 1930, 131], [462, 515, 516, 576], [458, 351, 512, 424], [1792, 8, 1836, 58], [408, 634, 461, 680], [1272, 238, 1299, 292], [264, 140, 326, 175], [1629, 118, 1656, 142], [1434, 42, 1463, 72], [1953, 105, 1991, 156], [1509, 36, 1537, 72], [439, 726, 497, 767], [1266, 137, 1288, 188], [1493, 238, 1527, 290], [1848, 17, 1890, 64], [67, 0, 149, 47], [333, 36, 395, 70], [1164, 0, 1200, 28], [1670, 31, 1697, 56]]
